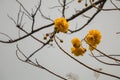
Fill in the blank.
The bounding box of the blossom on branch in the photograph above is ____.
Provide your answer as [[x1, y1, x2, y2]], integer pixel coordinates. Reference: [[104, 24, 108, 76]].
[[71, 47, 86, 56], [71, 37, 81, 48], [85, 29, 102, 51], [54, 17, 69, 33], [71, 37, 86, 56]]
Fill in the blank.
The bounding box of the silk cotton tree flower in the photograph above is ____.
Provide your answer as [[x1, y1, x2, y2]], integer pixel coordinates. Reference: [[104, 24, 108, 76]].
[[54, 17, 69, 33], [71, 37, 86, 56], [85, 29, 102, 51], [71, 47, 86, 56], [71, 37, 81, 48]]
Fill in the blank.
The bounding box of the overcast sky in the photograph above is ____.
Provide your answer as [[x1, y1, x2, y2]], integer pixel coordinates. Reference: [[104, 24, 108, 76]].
[[0, 0, 120, 80]]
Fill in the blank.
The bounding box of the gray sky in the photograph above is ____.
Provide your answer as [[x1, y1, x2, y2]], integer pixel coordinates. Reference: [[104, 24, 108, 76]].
[[0, 0, 120, 80]]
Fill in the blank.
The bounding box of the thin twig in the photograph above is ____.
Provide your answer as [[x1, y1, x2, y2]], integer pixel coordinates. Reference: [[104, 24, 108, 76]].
[[54, 37, 120, 79], [16, 0, 31, 17], [7, 14, 17, 25], [25, 44, 46, 61], [26, 30, 56, 61], [89, 0, 120, 11], [92, 54, 120, 57], [94, 48, 120, 62], [67, 0, 105, 21], [31, 0, 42, 32], [0, 0, 106, 44], [69, 5, 101, 33], [17, 6, 21, 25], [68, 0, 106, 33], [58, 0, 63, 6], [62, 0, 66, 17], [16, 44, 67, 80], [35, 59, 67, 80], [110, 0, 120, 11], [66, 0, 75, 5], [0, 32, 13, 41], [90, 51, 120, 66], [38, 6, 53, 22]]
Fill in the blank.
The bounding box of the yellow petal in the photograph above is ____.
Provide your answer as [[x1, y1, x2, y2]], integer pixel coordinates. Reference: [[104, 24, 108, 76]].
[[71, 37, 81, 48], [54, 17, 69, 33]]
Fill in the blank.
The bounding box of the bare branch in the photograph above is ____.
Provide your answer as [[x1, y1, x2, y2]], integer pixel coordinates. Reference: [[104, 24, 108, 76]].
[[110, 0, 120, 11], [7, 14, 17, 25], [0, 32, 13, 41], [89, 0, 120, 11], [62, 0, 66, 17], [84, 38, 120, 63], [17, 6, 21, 25], [25, 44, 45, 61], [82, 14, 91, 18], [1, 0, 106, 44], [66, 0, 75, 5], [54, 37, 120, 79], [38, 6, 53, 22], [90, 51, 120, 66], [69, 6, 101, 33], [58, 0, 63, 6], [16, 44, 67, 80], [49, 5, 61, 9], [68, 0, 106, 33], [1, 0, 120, 79], [35, 59, 67, 80], [16, 0, 31, 17], [94, 48, 120, 62], [26, 30, 56, 61], [91, 54, 120, 57], [67, 0, 105, 21], [0, 21, 53, 43], [31, 0, 42, 32]]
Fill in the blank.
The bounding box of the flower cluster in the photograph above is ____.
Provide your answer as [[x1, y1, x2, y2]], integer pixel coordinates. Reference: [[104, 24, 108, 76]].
[[54, 17, 69, 33], [71, 37, 81, 48], [85, 29, 102, 51], [71, 37, 86, 56], [54, 18, 102, 56]]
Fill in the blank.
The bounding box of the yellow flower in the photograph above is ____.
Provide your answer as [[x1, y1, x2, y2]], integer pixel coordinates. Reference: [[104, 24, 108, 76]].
[[85, 29, 102, 51], [71, 37, 86, 56], [71, 47, 86, 56], [85, 34, 96, 45], [54, 17, 69, 33], [71, 37, 81, 48], [86, 29, 102, 44]]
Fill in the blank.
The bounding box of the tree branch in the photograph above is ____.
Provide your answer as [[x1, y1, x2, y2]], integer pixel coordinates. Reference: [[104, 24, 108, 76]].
[[16, 44, 67, 80], [54, 36, 120, 79]]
